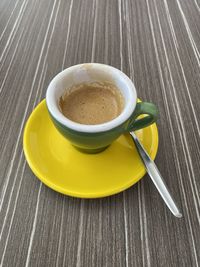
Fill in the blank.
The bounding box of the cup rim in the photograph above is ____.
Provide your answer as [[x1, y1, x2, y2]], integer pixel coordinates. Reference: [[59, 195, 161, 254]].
[[46, 63, 137, 133]]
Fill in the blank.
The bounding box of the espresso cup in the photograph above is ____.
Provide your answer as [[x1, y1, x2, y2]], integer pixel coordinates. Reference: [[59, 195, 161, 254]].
[[46, 63, 158, 153]]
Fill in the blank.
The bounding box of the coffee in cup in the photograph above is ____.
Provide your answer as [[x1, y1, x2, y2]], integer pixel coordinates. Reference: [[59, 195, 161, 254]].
[[59, 82, 124, 125]]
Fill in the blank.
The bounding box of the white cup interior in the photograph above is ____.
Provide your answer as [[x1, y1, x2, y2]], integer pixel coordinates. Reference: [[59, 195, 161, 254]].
[[46, 63, 137, 133]]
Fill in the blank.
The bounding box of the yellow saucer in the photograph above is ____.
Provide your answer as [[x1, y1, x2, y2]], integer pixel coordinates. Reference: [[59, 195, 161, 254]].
[[23, 100, 159, 198]]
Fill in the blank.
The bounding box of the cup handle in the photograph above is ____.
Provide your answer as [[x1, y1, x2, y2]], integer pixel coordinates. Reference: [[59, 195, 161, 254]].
[[126, 102, 158, 132]]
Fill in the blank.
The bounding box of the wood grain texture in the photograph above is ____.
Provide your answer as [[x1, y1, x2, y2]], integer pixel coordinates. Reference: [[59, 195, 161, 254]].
[[0, 0, 200, 266]]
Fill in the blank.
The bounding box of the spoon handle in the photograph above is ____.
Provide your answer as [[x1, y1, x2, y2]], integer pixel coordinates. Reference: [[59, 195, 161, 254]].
[[130, 132, 182, 218]]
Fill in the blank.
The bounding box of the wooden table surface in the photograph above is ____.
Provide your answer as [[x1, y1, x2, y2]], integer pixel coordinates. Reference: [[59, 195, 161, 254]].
[[0, 0, 200, 266]]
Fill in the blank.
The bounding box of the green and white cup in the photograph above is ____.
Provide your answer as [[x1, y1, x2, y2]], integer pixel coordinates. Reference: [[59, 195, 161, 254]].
[[46, 63, 158, 153]]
